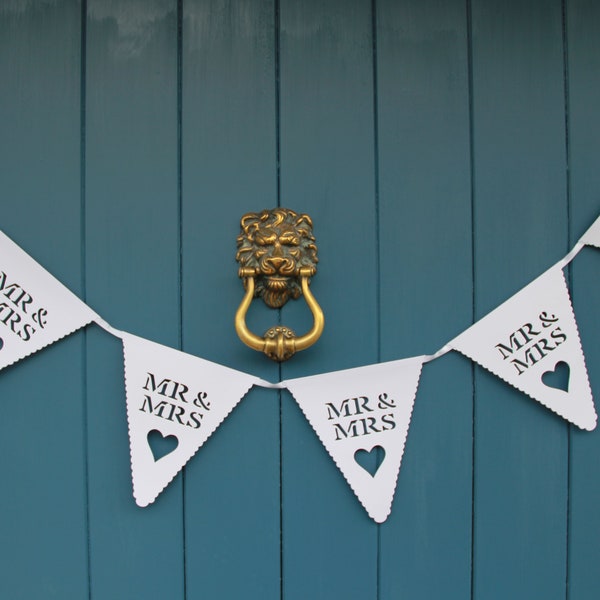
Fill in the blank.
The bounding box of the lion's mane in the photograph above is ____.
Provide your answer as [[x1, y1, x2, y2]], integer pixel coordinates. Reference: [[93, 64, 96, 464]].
[[236, 208, 318, 307]]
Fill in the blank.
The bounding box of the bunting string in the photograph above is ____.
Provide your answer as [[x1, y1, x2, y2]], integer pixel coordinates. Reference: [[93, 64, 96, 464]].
[[1, 215, 599, 522]]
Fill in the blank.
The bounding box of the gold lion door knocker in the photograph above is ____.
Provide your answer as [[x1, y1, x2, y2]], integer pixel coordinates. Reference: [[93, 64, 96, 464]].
[[234, 208, 324, 361]]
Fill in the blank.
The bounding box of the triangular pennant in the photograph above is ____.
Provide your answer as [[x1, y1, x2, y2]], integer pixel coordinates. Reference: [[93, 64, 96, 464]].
[[122, 333, 262, 507], [449, 264, 596, 430], [0, 230, 97, 372], [580, 215, 600, 248], [283, 357, 425, 523]]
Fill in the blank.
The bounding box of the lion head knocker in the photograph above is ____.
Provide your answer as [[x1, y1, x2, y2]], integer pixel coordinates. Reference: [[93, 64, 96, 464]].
[[234, 208, 324, 361]]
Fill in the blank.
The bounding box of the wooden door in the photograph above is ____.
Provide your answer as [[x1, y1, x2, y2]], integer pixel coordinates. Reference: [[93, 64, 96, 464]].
[[1, 1, 599, 598]]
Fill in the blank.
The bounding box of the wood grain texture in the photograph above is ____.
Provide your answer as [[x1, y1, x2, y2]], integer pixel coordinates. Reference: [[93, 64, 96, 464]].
[[0, 3, 88, 598], [376, 0, 473, 597], [567, 1, 600, 598], [470, 0, 569, 597], [85, 1, 183, 598], [278, 0, 378, 598], [0, 1, 599, 598], [181, 1, 281, 598]]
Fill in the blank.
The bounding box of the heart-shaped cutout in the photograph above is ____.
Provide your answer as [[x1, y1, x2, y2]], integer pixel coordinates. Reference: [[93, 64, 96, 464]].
[[542, 361, 570, 393], [147, 429, 179, 461], [354, 446, 386, 476]]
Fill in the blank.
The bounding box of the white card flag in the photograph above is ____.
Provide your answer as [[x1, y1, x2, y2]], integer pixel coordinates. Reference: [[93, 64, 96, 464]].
[[0, 230, 97, 372], [122, 333, 263, 507], [580, 215, 600, 249], [449, 264, 596, 430], [284, 358, 425, 523]]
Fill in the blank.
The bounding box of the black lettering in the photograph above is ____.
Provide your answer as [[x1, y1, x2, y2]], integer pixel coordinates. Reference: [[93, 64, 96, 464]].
[[0, 303, 16, 324], [193, 391, 210, 410], [32, 308, 48, 328], [551, 327, 567, 345], [377, 393, 396, 409], [168, 382, 188, 403], [540, 312, 559, 327], [360, 417, 381, 435], [143, 373, 175, 397], [165, 403, 186, 425], [523, 346, 541, 366], [535, 338, 556, 356], [3, 285, 32, 313], [354, 396, 373, 414], [19, 323, 35, 342], [511, 344, 546, 375], [2, 283, 20, 300], [381, 413, 396, 431], [18, 292, 33, 313], [521, 323, 540, 341], [7, 311, 21, 333], [496, 323, 540, 359], [140, 395, 169, 416], [326, 398, 353, 420], [142, 375, 191, 402], [187, 412, 203, 429], [326, 397, 373, 420], [0, 272, 6, 290], [511, 358, 529, 375], [332, 420, 359, 440]]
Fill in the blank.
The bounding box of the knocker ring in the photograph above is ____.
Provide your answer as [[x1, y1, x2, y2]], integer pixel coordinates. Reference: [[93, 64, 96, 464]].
[[234, 208, 324, 361]]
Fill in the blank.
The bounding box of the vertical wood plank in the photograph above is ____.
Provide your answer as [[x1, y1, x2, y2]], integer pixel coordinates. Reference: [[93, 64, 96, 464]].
[[3, 2, 599, 598], [85, 2, 184, 598], [181, 1, 281, 598], [0, 3, 89, 598], [470, 0, 569, 597], [566, 1, 600, 598], [376, 1, 473, 597], [279, 1, 378, 598]]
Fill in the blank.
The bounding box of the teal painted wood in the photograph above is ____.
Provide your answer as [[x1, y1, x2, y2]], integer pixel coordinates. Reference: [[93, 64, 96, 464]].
[[181, 1, 281, 598], [0, 3, 89, 599], [567, 1, 600, 597], [470, 0, 570, 597], [376, 0, 473, 598], [279, 0, 379, 598], [2, 2, 600, 599], [84, 2, 184, 598]]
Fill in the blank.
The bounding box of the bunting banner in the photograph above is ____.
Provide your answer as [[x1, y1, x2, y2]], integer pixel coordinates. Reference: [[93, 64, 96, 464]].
[[122, 332, 263, 506], [449, 263, 596, 430], [284, 358, 424, 523], [0, 216, 599, 522], [0, 230, 97, 372], [581, 215, 600, 249]]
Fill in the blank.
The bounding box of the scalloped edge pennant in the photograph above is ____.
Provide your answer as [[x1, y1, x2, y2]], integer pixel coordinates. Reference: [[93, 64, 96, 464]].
[[580, 215, 600, 249], [283, 357, 424, 523], [0, 230, 97, 372], [449, 264, 596, 430], [122, 333, 261, 506]]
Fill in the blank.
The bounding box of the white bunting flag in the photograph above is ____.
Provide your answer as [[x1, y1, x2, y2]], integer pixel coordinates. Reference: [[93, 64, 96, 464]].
[[283, 357, 425, 523], [449, 264, 596, 430], [122, 333, 263, 507], [580, 215, 600, 249], [0, 230, 97, 372]]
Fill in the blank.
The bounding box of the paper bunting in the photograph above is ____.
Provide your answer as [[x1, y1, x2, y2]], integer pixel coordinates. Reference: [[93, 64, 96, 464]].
[[284, 358, 425, 523], [449, 264, 597, 430], [122, 333, 263, 506], [580, 215, 600, 249], [0, 230, 97, 372], [2, 213, 600, 519]]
